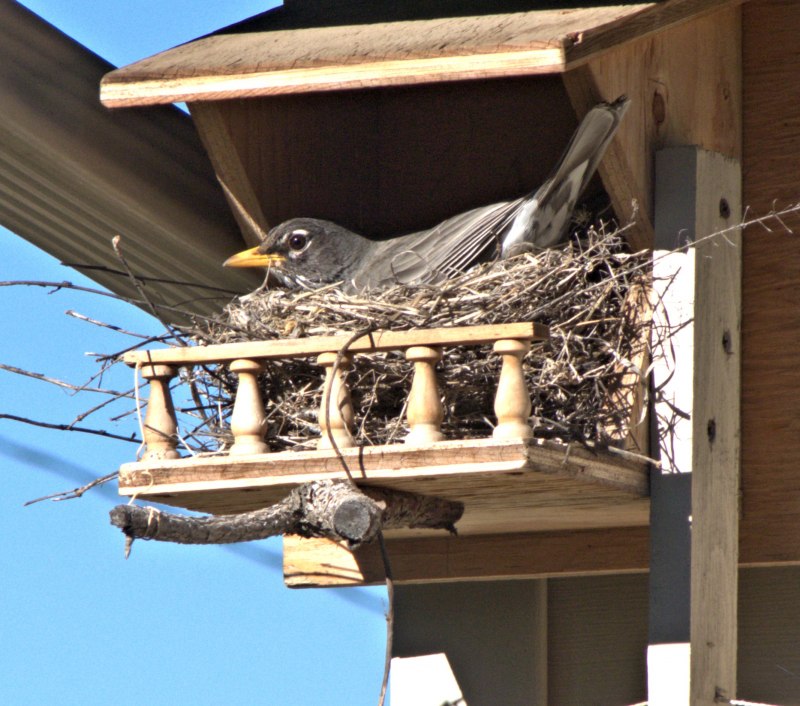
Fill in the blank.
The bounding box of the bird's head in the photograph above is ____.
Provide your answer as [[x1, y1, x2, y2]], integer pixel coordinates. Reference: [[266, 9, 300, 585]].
[[224, 218, 368, 289]]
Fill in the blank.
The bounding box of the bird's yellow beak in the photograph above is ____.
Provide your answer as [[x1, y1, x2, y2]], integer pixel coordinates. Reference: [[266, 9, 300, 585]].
[[223, 246, 286, 268]]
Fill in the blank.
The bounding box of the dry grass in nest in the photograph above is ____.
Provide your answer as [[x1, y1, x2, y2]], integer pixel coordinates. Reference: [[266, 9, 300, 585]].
[[183, 225, 659, 453]]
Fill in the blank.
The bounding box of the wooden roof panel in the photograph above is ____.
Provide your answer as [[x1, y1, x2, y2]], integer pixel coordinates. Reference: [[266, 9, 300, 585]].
[[100, 0, 740, 107]]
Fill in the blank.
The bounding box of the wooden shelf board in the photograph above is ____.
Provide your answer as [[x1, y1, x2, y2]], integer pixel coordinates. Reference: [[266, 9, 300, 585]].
[[100, 0, 740, 107], [283, 526, 652, 587], [118, 437, 649, 536], [282, 518, 800, 588]]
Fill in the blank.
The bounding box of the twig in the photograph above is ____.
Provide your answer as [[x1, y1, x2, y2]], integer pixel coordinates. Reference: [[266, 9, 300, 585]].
[[0, 280, 227, 323], [376, 531, 395, 706], [25, 472, 118, 506], [111, 235, 186, 346], [94, 333, 185, 363], [60, 262, 240, 295], [0, 363, 133, 398], [65, 309, 159, 339], [0, 279, 136, 299], [0, 413, 140, 443], [70, 388, 138, 425]]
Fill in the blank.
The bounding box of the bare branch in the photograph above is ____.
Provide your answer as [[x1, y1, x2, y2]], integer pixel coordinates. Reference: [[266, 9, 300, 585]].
[[60, 262, 240, 295], [65, 309, 159, 339], [376, 532, 394, 706], [25, 472, 118, 506], [0, 362, 132, 398], [109, 480, 462, 550], [111, 235, 187, 345], [0, 413, 140, 443], [0, 280, 225, 323], [0, 279, 129, 299]]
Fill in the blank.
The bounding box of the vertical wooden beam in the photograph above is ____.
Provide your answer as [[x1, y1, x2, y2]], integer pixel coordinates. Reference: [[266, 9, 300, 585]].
[[649, 147, 741, 705], [532, 578, 548, 705], [688, 150, 741, 706], [739, 0, 800, 583]]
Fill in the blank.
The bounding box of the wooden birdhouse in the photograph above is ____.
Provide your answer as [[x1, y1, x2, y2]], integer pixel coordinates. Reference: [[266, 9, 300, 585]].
[[90, 0, 800, 703], [100, 0, 674, 571]]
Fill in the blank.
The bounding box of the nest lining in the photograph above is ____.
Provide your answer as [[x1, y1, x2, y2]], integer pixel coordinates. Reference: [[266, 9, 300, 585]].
[[182, 226, 658, 453]]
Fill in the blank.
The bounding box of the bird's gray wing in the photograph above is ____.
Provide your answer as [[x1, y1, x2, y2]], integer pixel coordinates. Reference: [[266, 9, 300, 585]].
[[370, 198, 526, 287], [502, 95, 630, 255], [357, 96, 630, 288]]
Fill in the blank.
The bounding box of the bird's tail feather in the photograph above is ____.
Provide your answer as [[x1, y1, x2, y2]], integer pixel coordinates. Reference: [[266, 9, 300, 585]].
[[548, 95, 630, 197]]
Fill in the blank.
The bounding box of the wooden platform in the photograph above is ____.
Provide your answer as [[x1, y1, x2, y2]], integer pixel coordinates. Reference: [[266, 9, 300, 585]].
[[118, 438, 649, 537]]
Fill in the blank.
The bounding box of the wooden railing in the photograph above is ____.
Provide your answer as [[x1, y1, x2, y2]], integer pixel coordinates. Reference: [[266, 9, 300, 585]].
[[122, 322, 549, 461]]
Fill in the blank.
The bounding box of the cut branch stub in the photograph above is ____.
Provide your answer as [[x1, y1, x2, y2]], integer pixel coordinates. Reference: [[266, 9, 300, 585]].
[[493, 338, 534, 440], [404, 345, 445, 445], [317, 351, 356, 450], [229, 358, 269, 455], [140, 363, 180, 460], [109, 480, 464, 549]]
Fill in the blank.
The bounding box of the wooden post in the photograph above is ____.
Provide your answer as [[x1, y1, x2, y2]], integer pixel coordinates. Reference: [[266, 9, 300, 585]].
[[229, 358, 269, 455], [492, 338, 533, 440], [317, 352, 356, 450], [140, 363, 180, 460], [649, 147, 741, 706], [405, 345, 444, 445], [689, 152, 741, 706]]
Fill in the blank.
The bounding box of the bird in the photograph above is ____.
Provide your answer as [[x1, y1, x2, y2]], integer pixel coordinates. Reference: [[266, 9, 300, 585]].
[[224, 95, 630, 294]]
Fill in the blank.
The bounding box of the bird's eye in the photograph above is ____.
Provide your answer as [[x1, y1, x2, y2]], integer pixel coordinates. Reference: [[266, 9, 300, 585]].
[[288, 232, 308, 251]]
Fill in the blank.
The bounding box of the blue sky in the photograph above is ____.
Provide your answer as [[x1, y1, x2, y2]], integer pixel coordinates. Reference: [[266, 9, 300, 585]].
[[1, 3, 387, 704]]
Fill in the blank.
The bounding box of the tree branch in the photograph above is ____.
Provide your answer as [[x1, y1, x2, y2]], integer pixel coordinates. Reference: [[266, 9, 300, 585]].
[[0, 413, 140, 443], [25, 472, 119, 506], [60, 262, 240, 295], [0, 362, 133, 398], [109, 480, 462, 553]]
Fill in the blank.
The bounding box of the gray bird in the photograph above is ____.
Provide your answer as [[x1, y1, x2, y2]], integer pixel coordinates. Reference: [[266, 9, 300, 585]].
[[225, 96, 629, 293]]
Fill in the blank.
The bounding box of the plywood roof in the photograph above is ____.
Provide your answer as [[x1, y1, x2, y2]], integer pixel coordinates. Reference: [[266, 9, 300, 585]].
[[100, 0, 741, 107]]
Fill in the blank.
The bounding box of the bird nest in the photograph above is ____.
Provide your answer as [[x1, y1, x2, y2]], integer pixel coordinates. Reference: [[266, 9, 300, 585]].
[[185, 225, 661, 454]]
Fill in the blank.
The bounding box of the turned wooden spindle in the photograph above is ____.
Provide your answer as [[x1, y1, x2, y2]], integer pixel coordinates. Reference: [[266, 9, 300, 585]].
[[317, 352, 356, 450], [493, 338, 534, 440], [229, 359, 269, 455], [405, 345, 445, 445], [140, 363, 180, 460]]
